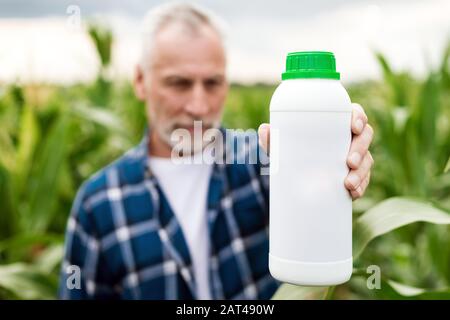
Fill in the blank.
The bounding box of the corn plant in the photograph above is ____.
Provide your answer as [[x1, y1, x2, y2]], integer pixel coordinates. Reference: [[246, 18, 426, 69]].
[[0, 23, 449, 300]]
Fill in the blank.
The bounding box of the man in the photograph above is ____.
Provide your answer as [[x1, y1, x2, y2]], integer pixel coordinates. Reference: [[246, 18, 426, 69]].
[[59, 2, 373, 300]]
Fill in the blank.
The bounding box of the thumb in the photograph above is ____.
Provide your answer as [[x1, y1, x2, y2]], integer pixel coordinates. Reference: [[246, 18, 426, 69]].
[[258, 123, 270, 154]]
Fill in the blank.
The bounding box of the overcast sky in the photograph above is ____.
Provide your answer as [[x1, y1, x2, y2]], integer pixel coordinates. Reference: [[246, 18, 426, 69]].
[[0, 0, 449, 84], [0, 0, 371, 19]]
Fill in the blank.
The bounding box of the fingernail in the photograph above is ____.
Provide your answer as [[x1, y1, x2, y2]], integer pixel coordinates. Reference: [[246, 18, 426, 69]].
[[347, 173, 360, 189], [355, 119, 364, 133], [349, 152, 361, 166]]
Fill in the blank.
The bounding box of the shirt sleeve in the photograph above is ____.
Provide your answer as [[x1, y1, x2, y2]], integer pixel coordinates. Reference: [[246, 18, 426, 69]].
[[58, 185, 118, 300]]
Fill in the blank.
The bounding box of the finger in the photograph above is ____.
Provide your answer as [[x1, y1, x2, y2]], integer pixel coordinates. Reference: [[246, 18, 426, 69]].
[[345, 151, 374, 191], [258, 123, 270, 154], [350, 171, 370, 200], [347, 124, 374, 169], [351, 103, 368, 135]]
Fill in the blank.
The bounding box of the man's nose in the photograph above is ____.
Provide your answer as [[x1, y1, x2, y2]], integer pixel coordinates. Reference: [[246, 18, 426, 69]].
[[184, 84, 209, 117]]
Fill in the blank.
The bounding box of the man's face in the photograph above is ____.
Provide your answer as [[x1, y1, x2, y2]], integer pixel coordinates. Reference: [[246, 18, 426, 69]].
[[134, 24, 228, 154]]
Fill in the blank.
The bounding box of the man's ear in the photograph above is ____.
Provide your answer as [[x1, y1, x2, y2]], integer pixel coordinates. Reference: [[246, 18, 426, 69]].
[[133, 64, 147, 101]]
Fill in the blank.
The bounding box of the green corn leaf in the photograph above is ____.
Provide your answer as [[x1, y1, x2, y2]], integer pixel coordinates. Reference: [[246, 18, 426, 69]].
[[34, 244, 64, 274], [353, 197, 450, 259], [0, 164, 17, 240], [444, 156, 450, 173], [25, 114, 69, 234], [386, 280, 425, 296], [414, 73, 440, 161], [351, 267, 450, 299], [375, 52, 408, 106], [439, 41, 450, 88], [376, 279, 450, 300], [71, 103, 126, 134], [0, 233, 64, 256], [0, 263, 57, 300], [0, 126, 16, 171], [15, 105, 40, 195], [272, 283, 327, 300], [88, 23, 113, 69]]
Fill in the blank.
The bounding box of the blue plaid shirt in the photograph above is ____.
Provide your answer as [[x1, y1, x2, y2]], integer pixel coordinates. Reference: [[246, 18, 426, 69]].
[[59, 128, 280, 299]]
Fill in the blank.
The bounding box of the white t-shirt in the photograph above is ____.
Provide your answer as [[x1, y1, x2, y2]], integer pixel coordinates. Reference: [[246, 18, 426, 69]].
[[148, 153, 213, 300]]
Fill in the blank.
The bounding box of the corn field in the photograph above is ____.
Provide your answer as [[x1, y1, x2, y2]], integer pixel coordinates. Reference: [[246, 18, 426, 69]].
[[0, 24, 449, 300]]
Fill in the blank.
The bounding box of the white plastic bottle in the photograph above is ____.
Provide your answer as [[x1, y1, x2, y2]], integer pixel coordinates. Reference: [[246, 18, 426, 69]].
[[268, 51, 353, 286]]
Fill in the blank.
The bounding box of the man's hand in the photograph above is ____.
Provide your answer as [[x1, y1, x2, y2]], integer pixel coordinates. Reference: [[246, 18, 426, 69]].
[[343, 103, 374, 199], [258, 103, 374, 200]]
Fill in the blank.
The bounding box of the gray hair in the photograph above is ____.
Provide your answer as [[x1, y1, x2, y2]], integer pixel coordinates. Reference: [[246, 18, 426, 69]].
[[140, 2, 228, 67]]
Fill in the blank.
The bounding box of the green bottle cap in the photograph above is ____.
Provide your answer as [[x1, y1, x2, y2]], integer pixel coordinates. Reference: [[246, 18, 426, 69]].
[[282, 51, 340, 80]]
